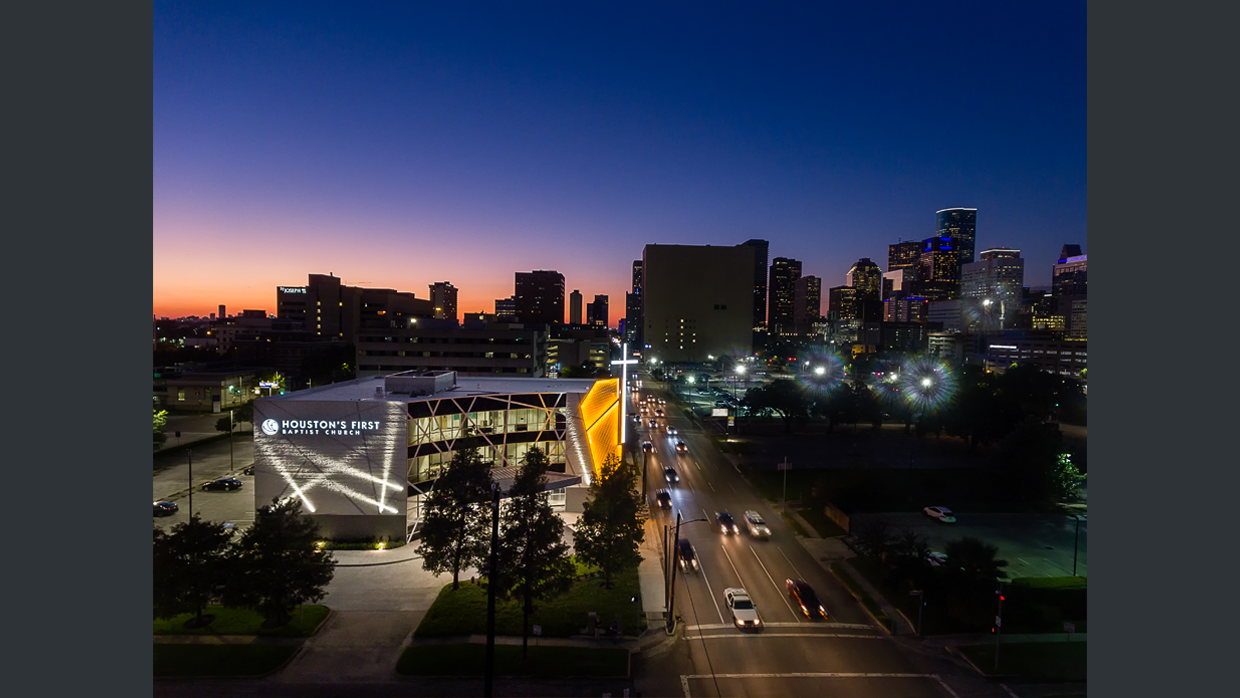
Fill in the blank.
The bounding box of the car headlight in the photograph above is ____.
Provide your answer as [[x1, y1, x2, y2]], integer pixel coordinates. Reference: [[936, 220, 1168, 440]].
[[754, 618, 761, 625], [692, 559, 698, 568], [735, 619, 744, 626], [721, 525, 727, 532]]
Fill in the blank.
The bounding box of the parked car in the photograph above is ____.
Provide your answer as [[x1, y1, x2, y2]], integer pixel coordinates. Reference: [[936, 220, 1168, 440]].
[[675, 441, 688, 453], [153, 500, 178, 517], [664, 467, 680, 484], [923, 506, 956, 523], [725, 588, 762, 630], [202, 477, 243, 491], [744, 510, 770, 539], [927, 551, 948, 567], [677, 539, 699, 572], [242, 465, 255, 475], [655, 489, 673, 509], [785, 579, 827, 619], [642, 441, 654, 453], [717, 511, 739, 534]]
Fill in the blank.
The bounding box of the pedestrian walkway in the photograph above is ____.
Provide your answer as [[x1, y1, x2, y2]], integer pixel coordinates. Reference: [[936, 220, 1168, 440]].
[[638, 516, 667, 624]]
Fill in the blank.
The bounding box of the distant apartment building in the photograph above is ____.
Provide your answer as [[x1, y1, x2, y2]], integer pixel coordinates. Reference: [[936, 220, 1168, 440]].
[[883, 296, 928, 323], [547, 326, 612, 374], [1052, 246, 1087, 339], [514, 270, 565, 325], [276, 273, 433, 345], [827, 285, 858, 322], [495, 296, 517, 321], [587, 294, 609, 328], [428, 282, 459, 322], [985, 335, 1087, 377], [642, 244, 755, 362]]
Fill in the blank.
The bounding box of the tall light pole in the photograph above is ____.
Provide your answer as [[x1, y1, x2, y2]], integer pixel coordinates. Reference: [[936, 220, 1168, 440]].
[[665, 510, 709, 633], [228, 408, 234, 472]]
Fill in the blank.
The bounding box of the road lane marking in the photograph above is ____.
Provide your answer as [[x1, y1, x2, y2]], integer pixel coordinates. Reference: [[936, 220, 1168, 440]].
[[708, 481, 715, 492], [697, 557, 725, 624], [686, 622, 874, 631], [681, 633, 885, 641], [751, 546, 801, 621], [1000, 684, 1019, 697], [720, 545, 744, 586], [679, 673, 958, 698]]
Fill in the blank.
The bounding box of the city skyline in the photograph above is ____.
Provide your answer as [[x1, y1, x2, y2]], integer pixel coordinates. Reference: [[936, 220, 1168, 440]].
[[153, 3, 1086, 322]]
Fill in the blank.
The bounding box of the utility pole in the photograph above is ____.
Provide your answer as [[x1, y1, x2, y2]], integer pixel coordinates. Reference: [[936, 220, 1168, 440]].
[[187, 450, 193, 518], [484, 484, 499, 698], [228, 409, 234, 471], [995, 584, 1005, 673], [665, 511, 683, 634]]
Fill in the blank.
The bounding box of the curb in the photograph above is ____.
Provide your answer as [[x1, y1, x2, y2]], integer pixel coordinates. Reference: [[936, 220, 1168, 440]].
[[827, 563, 892, 637]]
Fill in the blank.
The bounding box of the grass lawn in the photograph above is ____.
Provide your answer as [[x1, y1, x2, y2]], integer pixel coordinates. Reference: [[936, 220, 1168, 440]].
[[959, 641, 1086, 680], [153, 644, 300, 677], [396, 644, 629, 677], [153, 605, 330, 637], [414, 564, 642, 639], [797, 507, 848, 537]]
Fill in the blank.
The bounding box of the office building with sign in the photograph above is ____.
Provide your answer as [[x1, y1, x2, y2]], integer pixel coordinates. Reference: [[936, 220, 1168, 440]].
[[252, 370, 622, 541]]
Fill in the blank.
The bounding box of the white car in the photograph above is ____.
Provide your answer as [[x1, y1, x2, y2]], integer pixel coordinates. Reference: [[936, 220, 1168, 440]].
[[927, 551, 948, 567], [744, 510, 770, 539], [923, 506, 956, 523], [725, 588, 762, 629]]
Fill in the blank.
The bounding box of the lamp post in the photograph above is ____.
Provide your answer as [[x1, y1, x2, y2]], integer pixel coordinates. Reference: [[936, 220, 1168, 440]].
[[665, 510, 709, 633], [228, 409, 234, 472], [484, 483, 500, 698], [909, 589, 925, 637]]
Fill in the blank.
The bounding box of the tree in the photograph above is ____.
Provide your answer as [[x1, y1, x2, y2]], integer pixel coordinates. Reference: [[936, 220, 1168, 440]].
[[153, 408, 168, 450], [851, 518, 894, 558], [416, 448, 494, 590], [996, 417, 1070, 503], [225, 498, 337, 627], [153, 515, 234, 627], [215, 414, 237, 434], [497, 447, 574, 657], [941, 536, 1009, 629], [743, 379, 809, 433], [573, 453, 645, 588]]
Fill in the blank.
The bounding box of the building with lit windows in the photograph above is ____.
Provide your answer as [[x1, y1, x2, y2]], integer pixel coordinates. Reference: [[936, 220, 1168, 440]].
[[767, 256, 802, 335], [253, 371, 623, 541], [887, 240, 923, 273], [277, 273, 433, 345], [641, 244, 755, 362], [961, 249, 1024, 329], [428, 282, 458, 322], [918, 237, 961, 300], [936, 207, 978, 266], [514, 270, 566, 325]]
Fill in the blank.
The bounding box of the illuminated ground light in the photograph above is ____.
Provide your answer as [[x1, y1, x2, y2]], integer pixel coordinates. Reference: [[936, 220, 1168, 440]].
[[797, 353, 845, 397], [898, 357, 957, 411]]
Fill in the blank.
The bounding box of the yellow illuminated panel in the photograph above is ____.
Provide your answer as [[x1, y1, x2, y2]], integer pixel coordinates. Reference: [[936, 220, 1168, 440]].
[[580, 378, 621, 478]]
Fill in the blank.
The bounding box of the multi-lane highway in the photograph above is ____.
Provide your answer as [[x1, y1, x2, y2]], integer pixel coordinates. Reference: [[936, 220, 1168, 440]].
[[629, 377, 969, 698]]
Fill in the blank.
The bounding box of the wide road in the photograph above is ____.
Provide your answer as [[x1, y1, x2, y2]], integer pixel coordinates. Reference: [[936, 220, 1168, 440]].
[[629, 376, 969, 698]]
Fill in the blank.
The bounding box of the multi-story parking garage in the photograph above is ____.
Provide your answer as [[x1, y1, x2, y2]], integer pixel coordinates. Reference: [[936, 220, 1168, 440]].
[[253, 370, 622, 541]]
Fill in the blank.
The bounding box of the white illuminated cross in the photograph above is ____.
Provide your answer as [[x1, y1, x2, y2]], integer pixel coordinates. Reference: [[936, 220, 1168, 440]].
[[611, 342, 639, 444]]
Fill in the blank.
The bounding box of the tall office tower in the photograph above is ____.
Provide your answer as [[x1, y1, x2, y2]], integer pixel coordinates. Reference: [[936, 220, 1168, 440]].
[[428, 282, 458, 321], [936, 207, 978, 266], [495, 296, 517, 321], [827, 285, 858, 322], [514, 270, 565, 325], [793, 276, 822, 335], [882, 268, 915, 300], [918, 237, 961, 300], [961, 249, 1024, 329], [1052, 245, 1088, 339], [742, 239, 770, 328], [642, 244, 755, 362], [629, 260, 644, 346], [625, 292, 641, 345], [589, 294, 609, 328], [569, 290, 583, 325], [767, 257, 802, 336], [218, 304, 226, 320], [845, 258, 883, 301], [887, 240, 923, 272]]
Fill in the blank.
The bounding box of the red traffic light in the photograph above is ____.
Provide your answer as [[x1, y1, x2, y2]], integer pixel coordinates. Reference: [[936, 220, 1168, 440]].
[[999, 595, 1005, 601]]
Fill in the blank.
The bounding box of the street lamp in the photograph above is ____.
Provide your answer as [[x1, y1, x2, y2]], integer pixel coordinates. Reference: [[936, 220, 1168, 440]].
[[814, 365, 826, 376], [665, 510, 709, 633], [909, 589, 925, 637]]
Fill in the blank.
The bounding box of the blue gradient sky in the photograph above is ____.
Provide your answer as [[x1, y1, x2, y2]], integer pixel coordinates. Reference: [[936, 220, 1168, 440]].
[[153, 2, 1086, 322]]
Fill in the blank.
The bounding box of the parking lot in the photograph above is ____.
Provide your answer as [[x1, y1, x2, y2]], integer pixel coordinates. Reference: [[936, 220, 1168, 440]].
[[858, 511, 1088, 579], [153, 434, 256, 532]]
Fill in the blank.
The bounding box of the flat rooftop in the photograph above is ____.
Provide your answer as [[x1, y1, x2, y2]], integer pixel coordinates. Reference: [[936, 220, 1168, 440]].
[[268, 375, 604, 403]]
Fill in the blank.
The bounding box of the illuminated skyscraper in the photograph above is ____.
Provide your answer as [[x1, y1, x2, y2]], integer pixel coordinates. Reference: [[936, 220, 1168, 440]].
[[429, 281, 458, 322], [936, 207, 977, 266], [767, 257, 802, 336], [845, 258, 883, 301], [961, 249, 1024, 329], [742, 239, 770, 328], [887, 240, 922, 272], [918, 237, 960, 300], [793, 276, 821, 335]]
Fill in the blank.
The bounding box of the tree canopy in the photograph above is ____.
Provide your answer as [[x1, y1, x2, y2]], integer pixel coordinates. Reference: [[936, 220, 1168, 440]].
[[416, 448, 494, 589], [224, 498, 337, 627], [153, 515, 234, 626], [743, 379, 809, 433], [573, 453, 645, 588]]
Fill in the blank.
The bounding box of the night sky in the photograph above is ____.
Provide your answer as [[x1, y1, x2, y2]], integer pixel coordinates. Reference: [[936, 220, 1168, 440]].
[[153, 2, 1086, 323]]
